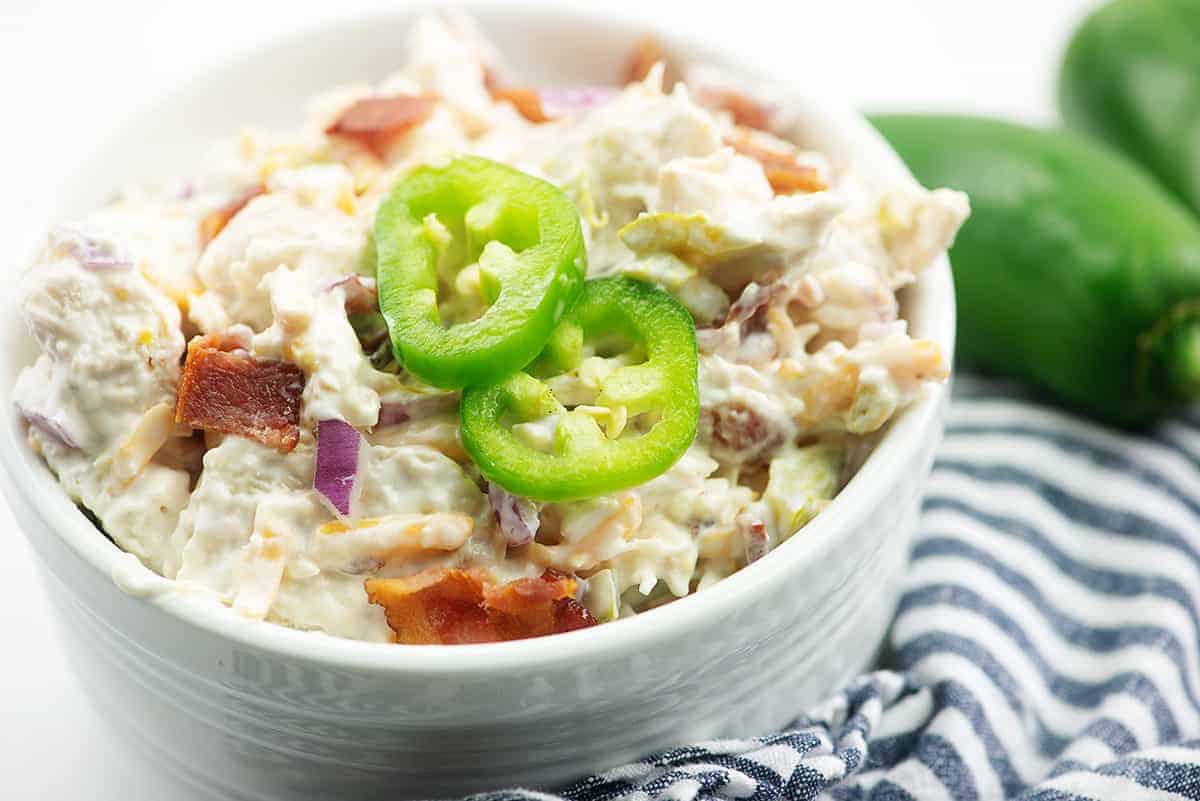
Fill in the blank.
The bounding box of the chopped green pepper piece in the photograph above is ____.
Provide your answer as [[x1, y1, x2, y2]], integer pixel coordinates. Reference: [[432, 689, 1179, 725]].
[[461, 277, 699, 502], [375, 156, 586, 389], [763, 443, 843, 539]]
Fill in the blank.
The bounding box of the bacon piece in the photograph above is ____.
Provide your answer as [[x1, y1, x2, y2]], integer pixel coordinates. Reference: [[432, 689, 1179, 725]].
[[199, 184, 266, 247], [728, 132, 828, 195], [698, 88, 773, 130], [365, 568, 597, 644], [325, 95, 436, 159], [365, 569, 496, 645], [175, 335, 305, 452], [699, 402, 786, 466], [484, 569, 596, 640], [726, 280, 788, 328], [696, 280, 789, 361], [555, 596, 598, 632], [483, 70, 550, 124], [621, 34, 680, 89]]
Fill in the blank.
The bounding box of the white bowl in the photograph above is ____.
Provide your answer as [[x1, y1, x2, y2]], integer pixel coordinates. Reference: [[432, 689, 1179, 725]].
[[0, 5, 955, 799]]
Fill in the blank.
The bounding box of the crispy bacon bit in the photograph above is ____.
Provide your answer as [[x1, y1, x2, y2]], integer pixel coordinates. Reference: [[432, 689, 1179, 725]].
[[199, 185, 266, 247], [483, 71, 550, 123], [696, 280, 792, 362], [556, 596, 597, 632], [483, 569, 596, 639], [698, 88, 773, 130], [175, 335, 305, 452], [726, 280, 787, 328], [365, 568, 597, 644], [621, 34, 680, 88], [366, 569, 495, 645], [325, 95, 436, 159], [699, 402, 786, 466], [728, 133, 828, 195]]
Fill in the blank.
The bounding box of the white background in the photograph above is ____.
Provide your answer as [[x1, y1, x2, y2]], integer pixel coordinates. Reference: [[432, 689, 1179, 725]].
[[0, 1, 1094, 797]]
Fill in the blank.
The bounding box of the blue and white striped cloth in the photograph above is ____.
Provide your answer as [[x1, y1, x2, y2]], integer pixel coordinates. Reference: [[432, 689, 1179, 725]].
[[484, 377, 1200, 801]]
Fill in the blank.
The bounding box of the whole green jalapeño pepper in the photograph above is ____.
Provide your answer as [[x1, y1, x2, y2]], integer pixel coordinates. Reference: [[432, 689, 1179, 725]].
[[873, 114, 1200, 426], [1060, 0, 1200, 217], [375, 156, 586, 389], [461, 277, 699, 502]]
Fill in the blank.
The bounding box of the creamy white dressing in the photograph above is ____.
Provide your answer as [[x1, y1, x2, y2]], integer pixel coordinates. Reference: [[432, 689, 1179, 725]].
[[253, 268, 397, 428], [14, 11, 966, 640], [191, 165, 367, 333]]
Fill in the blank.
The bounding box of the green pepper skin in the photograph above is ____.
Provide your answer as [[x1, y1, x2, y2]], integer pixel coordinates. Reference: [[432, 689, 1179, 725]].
[[461, 277, 699, 502], [375, 156, 586, 389], [1060, 0, 1200, 216], [872, 114, 1200, 426]]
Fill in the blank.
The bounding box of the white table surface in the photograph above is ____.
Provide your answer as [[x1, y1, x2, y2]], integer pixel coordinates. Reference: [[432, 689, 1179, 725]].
[[0, 0, 1094, 796]]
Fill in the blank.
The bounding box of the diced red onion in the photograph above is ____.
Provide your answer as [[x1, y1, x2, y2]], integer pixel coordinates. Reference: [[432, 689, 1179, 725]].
[[376, 392, 458, 427], [314, 419, 363, 518], [50, 227, 132, 270], [376, 404, 410, 427], [326, 274, 378, 314], [488, 482, 539, 547], [737, 514, 770, 564], [16, 402, 81, 450], [539, 86, 618, 118]]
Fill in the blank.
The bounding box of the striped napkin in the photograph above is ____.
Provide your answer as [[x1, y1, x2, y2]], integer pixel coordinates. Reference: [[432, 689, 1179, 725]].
[[484, 376, 1200, 801]]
